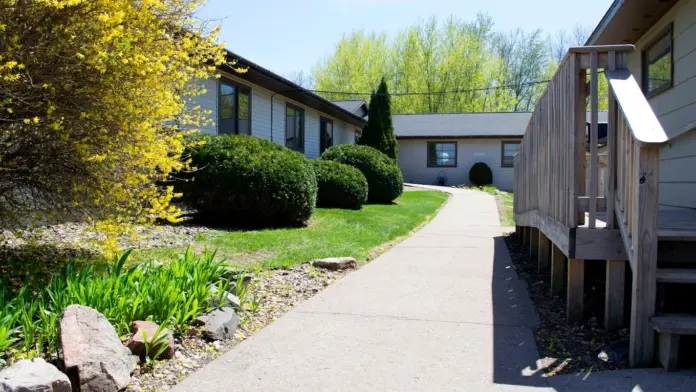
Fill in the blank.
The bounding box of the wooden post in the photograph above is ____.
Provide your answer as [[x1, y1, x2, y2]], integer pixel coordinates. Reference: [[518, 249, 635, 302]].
[[567, 258, 584, 323], [629, 146, 660, 367], [538, 232, 550, 273], [605, 260, 626, 331], [530, 228, 539, 260], [550, 244, 565, 296], [606, 51, 617, 230], [589, 51, 599, 228]]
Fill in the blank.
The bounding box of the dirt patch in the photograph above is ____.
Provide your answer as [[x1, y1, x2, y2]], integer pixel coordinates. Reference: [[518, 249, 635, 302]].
[[126, 263, 351, 392], [503, 234, 630, 376]]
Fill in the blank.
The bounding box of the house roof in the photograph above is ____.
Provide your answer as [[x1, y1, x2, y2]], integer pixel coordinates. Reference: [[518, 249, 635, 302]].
[[586, 0, 680, 45], [331, 100, 369, 117], [218, 51, 367, 127], [393, 111, 609, 139], [393, 112, 531, 139]]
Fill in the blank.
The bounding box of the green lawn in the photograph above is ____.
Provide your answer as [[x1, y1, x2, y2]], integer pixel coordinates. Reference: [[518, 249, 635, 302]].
[[497, 191, 514, 227], [135, 190, 449, 268]]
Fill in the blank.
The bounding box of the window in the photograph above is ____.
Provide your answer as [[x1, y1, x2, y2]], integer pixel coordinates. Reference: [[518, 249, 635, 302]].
[[427, 142, 457, 168], [320, 117, 333, 154], [355, 129, 362, 143], [219, 80, 251, 135], [642, 24, 673, 97], [285, 104, 304, 152], [501, 141, 520, 168]]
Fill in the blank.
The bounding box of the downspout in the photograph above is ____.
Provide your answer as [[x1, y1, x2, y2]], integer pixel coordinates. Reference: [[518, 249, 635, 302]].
[[270, 92, 279, 142]]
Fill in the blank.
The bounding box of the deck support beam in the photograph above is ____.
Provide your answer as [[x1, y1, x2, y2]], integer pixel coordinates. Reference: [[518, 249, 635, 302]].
[[538, 232, 550, 272], [530, 228, 539, 261], [604, 260, 626, 331], [567, 258, 584, 323], [550, 244, 565, 296], [658, 333, 680, 371]]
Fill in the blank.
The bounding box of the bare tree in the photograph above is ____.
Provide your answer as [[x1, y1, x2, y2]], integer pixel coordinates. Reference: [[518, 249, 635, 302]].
[[285, 70, 316, 89]]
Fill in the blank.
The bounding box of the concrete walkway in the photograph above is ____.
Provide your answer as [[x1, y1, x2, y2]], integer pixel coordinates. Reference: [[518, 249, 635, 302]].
[[173, 186, 695, 392]]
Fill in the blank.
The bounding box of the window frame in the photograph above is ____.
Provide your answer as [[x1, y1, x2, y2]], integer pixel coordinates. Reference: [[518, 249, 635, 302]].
[[501, 141, 521, 168], [320, 117, 334, 154], [285, 103, 305, 153], [641, 23, 674, 98], [218, 79, 252, 135], [426, 141, 458, 168]]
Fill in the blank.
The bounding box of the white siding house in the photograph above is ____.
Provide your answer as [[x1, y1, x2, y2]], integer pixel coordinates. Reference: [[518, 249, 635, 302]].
[[190, 51, 367, 158], [394, 113, 531, 191]]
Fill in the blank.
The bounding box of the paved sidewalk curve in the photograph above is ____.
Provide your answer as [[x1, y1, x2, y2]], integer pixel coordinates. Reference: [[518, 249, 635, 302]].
[[172, 186, 695, 392]]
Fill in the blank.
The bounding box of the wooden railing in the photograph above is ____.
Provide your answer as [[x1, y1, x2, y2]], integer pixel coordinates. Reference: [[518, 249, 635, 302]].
[[514, 45, 669, 367]]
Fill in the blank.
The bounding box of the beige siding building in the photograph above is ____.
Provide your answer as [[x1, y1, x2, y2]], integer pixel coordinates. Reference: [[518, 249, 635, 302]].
[[394, 113, 531, 191], [589, 0, 696, 208]]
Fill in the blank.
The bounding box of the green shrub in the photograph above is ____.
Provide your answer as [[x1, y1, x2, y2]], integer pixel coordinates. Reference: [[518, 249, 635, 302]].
[[321, 144, 403, 204], [469, 162, 493, 187], [178, 134, 317, 227], [0, 249, 232, 363], [312, 160, 368, 209]]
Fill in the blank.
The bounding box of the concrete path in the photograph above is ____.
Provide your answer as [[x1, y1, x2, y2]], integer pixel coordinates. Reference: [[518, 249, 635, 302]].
[[173, 186, 695, 392]]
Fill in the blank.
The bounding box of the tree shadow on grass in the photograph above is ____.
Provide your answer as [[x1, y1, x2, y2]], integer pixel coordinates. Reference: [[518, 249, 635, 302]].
[[0, 244, 104, 294]]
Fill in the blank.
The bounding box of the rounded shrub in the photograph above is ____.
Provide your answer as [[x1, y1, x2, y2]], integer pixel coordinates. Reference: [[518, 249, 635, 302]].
[[321, 144, 403, 204], [469, 162, 493, 187], [177, 134, 317, 227], [312, 160, 368, 210]]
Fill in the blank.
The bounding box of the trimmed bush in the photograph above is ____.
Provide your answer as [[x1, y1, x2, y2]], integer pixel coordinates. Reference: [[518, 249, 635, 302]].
[[469, 162, 493, 187], [321, 144, 403, 203], [178, 134, 317, 226], [312, 160, 368, 209]]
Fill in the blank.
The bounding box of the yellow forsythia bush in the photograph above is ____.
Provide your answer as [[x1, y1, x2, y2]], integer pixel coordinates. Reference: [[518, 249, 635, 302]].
[[0, 0, 229, 251]]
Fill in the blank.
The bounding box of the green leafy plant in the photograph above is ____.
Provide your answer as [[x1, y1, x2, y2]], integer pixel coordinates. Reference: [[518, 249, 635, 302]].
[[0, 247, 230, 364], [141, 324, 171, 365], [177, 134, 318, 227], [312, 160, 368, 209], [321, 144, 403, 204]]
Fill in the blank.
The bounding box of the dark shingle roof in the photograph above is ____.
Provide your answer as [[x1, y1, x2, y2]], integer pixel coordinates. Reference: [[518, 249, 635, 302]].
[[393, 112, 531, 138], [392, 111, 609, 138], [332, 100, 367, 114]]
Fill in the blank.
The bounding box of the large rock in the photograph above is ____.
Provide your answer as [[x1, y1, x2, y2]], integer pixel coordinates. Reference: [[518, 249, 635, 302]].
[[311, 257, 357, 271], [60, 305, 138, 392], [196, 307, 239, 341], [0, 358, 71, 392], [126, 321, 176, 361]]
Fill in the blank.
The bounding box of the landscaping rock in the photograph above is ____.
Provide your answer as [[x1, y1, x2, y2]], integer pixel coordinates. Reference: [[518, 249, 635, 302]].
[[196, 307, 238, 341], [60, 305, 138, 392], [0, 358, 71, 392], [312, 257, 357, 271], [210, 286, 241, 309], [126, 321, 176, 361]]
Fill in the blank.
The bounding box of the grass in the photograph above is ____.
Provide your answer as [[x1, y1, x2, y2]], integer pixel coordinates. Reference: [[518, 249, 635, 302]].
[[134, 190, 449, 268]]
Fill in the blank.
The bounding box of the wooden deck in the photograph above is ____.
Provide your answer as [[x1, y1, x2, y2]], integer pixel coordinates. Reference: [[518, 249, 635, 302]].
[[582, 206, 696, 241]]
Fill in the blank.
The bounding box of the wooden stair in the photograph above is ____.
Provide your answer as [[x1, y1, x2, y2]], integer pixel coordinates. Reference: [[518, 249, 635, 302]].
[[656, 268, 696, 284], [651, 315, 696, 371]]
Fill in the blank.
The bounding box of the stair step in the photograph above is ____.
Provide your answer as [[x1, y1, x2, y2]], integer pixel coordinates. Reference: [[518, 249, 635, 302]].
[[651, 315, 696, 335], [656, 268, 696, 284]]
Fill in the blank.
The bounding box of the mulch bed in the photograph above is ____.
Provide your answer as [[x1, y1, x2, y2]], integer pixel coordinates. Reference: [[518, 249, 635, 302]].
[[503, 234, 630, 376], [126, 263, 351, 392]]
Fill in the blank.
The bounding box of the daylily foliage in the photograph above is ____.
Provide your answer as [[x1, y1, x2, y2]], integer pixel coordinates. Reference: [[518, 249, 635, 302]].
[[0, 0, 228, 251]]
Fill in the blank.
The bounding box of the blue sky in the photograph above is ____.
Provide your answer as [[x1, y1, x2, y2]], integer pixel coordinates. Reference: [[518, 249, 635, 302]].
[[197, 0, 613, 77]]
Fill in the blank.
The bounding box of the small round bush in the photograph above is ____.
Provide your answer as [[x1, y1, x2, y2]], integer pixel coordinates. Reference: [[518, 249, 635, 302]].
[[469, 162, 493, 187], [177, 134, 317, 227], [312, 160, 368, 209], [321, 144, 403, 203]]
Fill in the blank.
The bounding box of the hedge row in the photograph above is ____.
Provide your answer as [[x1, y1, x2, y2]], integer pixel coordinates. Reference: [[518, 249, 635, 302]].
[[176, 135, 403, 227]]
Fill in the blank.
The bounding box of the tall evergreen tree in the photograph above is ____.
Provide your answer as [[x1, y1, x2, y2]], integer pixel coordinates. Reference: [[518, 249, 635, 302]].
[[358, 78, 399, 160]]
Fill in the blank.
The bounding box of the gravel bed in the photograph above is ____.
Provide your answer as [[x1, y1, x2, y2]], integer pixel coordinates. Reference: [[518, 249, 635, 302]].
[[503, 234, 630, 376], [126, 263, 351, 392]]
